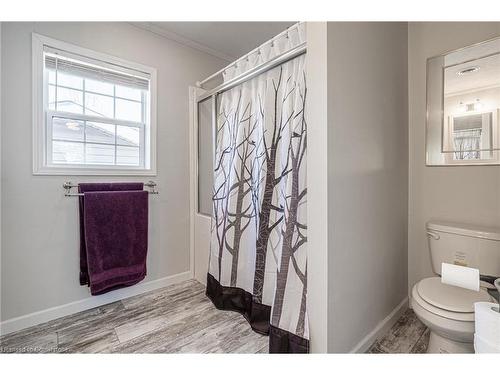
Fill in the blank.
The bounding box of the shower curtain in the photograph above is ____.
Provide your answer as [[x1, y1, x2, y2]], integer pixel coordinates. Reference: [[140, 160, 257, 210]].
[[206, 24, 309, 353]]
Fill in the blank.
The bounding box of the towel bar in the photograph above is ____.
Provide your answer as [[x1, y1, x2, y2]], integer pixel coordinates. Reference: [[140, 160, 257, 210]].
[[63, 181, 159, 196]]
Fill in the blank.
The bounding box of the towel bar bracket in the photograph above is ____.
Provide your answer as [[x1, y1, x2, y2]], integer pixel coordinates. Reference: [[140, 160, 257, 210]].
[[63, 181, 159, 197]]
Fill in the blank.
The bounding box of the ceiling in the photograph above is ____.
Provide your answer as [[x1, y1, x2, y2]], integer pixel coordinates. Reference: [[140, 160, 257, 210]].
[[445, 53, 500, 95], [134, 22, 296, 62]]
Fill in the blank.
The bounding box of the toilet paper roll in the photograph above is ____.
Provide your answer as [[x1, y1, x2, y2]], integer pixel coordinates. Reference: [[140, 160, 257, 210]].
[[441, 263, 480, 291], [474, 302, 500, 347], [474, 334, 500, 353]]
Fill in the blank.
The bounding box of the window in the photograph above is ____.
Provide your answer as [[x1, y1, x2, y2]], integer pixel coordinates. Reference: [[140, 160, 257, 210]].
[[32, 33, 157, 175], [445, 110, 499, 164]]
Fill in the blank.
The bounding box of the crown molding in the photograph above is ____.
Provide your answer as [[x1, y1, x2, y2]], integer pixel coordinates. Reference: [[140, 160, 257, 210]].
[[445, 83, 500, 98], [130, 22, 234, 63]]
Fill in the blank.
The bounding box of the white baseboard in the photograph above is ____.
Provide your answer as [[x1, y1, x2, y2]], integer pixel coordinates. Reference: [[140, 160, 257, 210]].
[[350, 297, 409, 353], [0, 271, 192, 336]]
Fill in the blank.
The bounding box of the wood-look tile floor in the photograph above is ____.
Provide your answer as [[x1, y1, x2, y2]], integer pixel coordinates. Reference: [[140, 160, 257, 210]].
[[367, 309, 430, 354], [1, 280, 429, 355], [0, 279, 269, 354]]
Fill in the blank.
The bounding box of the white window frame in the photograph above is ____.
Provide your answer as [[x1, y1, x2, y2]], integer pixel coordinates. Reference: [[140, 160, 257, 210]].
[[32, 33, 157, 175], [443, 109, 500, 165]]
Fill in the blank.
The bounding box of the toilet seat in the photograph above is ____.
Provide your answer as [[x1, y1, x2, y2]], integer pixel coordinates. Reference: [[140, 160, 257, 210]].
[[413, 277, 493, 322], [418, 277, 491, 312]]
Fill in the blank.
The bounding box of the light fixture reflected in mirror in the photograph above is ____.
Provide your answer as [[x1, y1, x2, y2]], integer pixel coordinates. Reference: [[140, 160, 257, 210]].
[[457, 66, 480, 75]]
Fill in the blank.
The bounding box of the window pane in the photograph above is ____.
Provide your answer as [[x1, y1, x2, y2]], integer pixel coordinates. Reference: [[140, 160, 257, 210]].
[[57, 87, 83, 114], [52, 117, 84, 142], [116, 146, 140, 166], [117, 125, 140, 146], [57, 72, 83, 90], [85, 78, 114, 96], [85, 92, 114, 118], [85, 143, 115, 165], [115, 98, 142, 122], [86, 122, 115, 144], [197, 97, 214, 216], [48, 85, 56, 110], [42, 47, 152, 171], [52, 141, 84, 164], [115, 85, 142, 101], [48, 70, 56, 85]]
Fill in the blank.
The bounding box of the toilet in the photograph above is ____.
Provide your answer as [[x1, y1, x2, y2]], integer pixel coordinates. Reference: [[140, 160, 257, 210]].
[[411, 220, 500, 353]]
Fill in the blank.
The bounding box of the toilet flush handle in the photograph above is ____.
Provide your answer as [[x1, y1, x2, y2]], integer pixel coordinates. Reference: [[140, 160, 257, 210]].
[[427, 231, 440, 240]]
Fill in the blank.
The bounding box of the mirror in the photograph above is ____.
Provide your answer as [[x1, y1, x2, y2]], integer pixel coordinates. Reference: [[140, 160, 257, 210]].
[[426, 37, 500, 165]]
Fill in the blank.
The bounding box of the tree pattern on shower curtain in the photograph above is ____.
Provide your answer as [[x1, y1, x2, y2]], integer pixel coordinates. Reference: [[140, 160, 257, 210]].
[[209, 54, 308, 340]]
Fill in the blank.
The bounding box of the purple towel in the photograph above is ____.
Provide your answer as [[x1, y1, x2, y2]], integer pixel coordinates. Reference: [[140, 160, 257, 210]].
[[78, 183, 147, 294]]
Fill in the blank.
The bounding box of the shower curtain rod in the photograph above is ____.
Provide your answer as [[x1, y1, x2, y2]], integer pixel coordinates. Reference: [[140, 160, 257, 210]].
[[196, 42, 306, 103], [196, 22, 305, 88]]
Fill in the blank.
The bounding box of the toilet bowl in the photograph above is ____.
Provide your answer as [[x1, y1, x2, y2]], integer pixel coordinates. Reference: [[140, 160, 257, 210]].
[[413, 220, 500, 353], [411, 277, 494, 353]]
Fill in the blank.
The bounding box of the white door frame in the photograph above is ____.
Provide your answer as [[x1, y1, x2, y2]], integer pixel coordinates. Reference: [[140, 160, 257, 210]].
[[188, 86, 197, 280]]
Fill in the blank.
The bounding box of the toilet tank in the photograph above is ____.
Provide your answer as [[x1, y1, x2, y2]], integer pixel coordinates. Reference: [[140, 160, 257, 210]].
[[426, 220, 500, 279]]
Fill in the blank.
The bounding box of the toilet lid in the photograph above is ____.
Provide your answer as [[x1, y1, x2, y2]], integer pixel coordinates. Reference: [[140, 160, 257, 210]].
[[417, 277, 492, 313]]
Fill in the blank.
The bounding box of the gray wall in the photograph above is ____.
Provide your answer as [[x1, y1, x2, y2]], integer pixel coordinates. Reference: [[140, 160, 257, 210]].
[[1, 22, 226, 321], [408, 22, 500, 294], [327, 22, 409, 352]]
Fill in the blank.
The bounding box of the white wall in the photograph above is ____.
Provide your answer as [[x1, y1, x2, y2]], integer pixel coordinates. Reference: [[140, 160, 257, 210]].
[[0, 22, 2, 324], [0, 22, 226, 323], [327, 22, 409, 352], [408, 23, 500, 295], [305, 22, 329, 353]]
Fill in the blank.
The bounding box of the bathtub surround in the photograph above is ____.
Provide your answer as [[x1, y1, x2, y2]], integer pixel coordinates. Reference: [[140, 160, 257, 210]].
[[0, 22, 227, 332]]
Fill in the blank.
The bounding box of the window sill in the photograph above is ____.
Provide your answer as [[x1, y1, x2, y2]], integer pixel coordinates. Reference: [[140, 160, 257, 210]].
[[33, 166, 157, 176]]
